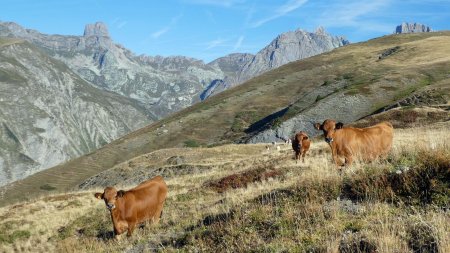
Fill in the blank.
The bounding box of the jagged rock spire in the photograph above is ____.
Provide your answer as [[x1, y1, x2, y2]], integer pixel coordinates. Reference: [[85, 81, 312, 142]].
[[84, 22, 109, 37], [395, 22, 432, 34]]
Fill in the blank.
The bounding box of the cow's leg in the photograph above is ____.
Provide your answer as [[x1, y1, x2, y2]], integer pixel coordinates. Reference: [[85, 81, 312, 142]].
[[332, 153, 344, 167], [344, 155, 353, 166], [153, 202, 165, 224], [113, 223, 123, 238], [342, 148, 354, 166], [113, 225, 125, 240], [301, 149, 306, 163], [330, 146, 342, 167], [126, 222, 136, 237]]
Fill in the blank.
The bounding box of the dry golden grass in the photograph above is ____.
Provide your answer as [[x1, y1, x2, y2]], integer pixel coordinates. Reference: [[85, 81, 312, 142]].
[[0, 122, 449, 252]]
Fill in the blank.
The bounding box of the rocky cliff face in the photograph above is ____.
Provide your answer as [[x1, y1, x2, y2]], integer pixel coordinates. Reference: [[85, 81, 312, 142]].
[[395, 22, 432, 34], [201, 53, 254, 99], [0, 38, 151, 186], [202, 27, 349, 99], [0, 21, 223, 118]]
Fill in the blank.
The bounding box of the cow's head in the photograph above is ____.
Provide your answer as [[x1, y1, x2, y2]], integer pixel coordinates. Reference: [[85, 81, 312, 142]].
[[293, 131, 308, 150], [313, 119, 344, 144], [94, 187, 125, 211], [297, 131, 309, 143]]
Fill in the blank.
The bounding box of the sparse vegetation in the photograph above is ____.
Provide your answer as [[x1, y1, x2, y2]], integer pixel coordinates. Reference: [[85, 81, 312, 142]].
[[183, 139, 201, 147], [205, 166, 284, 193], [0, 123, 448, 252]]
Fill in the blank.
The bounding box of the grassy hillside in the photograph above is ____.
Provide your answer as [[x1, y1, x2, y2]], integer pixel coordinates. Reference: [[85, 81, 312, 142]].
[[0, 120, 448, 252], [1, 32, 450, 206]]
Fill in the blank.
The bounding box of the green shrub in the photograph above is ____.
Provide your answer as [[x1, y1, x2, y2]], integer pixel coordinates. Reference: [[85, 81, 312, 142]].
[[184, 139, 200, 148], [40, 184, 56, 191], [0, 229, 31, 244]]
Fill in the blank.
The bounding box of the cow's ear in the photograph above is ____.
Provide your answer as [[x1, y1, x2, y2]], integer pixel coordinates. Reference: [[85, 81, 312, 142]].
[[336, 122, 344, 129], [117, 190, 125, 198], [94, 192, 103, 199], [304, 136, 309, 140], [314, 123, 322, 130]]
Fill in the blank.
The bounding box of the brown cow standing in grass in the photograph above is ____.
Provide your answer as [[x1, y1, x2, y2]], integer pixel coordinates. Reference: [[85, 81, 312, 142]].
[[292, 131, 311, 163], [94, 176, 168, 238], [314, 119, 393, 167]]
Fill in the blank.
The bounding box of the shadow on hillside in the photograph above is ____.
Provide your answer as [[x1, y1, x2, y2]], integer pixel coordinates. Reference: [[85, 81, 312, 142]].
[[242, 107, 289, 139]]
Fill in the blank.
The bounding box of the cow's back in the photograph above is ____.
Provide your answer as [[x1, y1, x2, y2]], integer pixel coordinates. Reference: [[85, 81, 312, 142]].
[[337, 122, 393, 160], [124, 177, 168, 223]]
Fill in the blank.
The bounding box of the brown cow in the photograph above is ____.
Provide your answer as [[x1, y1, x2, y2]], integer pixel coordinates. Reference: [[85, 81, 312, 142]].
[[94, 176, 168, 238], [292, 131, 311, 163], [314, 119, 393, 167]]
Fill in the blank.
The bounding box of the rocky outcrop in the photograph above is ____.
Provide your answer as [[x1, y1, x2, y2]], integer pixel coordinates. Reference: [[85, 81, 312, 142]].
[[0, 38, 152, 186], [395, 22, 432, 34], [83, 22, 109, 37], [202, 53, 255, 97], [245, 79, 373, 143], [202, 27, 349, 99]]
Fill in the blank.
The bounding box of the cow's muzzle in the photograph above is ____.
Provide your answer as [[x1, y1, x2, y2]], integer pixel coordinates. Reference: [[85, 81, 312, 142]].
[[106, 203, 115, 210], [325, 137, 333, 144]]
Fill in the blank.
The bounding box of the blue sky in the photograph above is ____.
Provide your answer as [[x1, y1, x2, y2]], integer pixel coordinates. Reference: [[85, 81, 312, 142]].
[[1, 0, 449, 62]]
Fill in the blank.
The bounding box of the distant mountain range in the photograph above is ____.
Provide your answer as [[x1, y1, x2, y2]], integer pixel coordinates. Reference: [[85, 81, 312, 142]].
[[203, 27, 349, 98]]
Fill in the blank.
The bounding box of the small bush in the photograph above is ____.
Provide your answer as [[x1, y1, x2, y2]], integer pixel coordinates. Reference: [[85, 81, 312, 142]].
[[339, 232, 377, 253], [184, 139, 200, 148], [205, 167, 284, 193], [407, 221, 439, 253], [39, 184, 56, 191], [342, 73, 354, 80], [270, 118, 283, 129]]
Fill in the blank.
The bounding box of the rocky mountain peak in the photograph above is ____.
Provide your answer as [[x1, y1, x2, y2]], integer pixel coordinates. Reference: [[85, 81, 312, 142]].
[[395, 22, 432, 34], [315, 26, 326, 35], [84, 22, 109, 37]]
